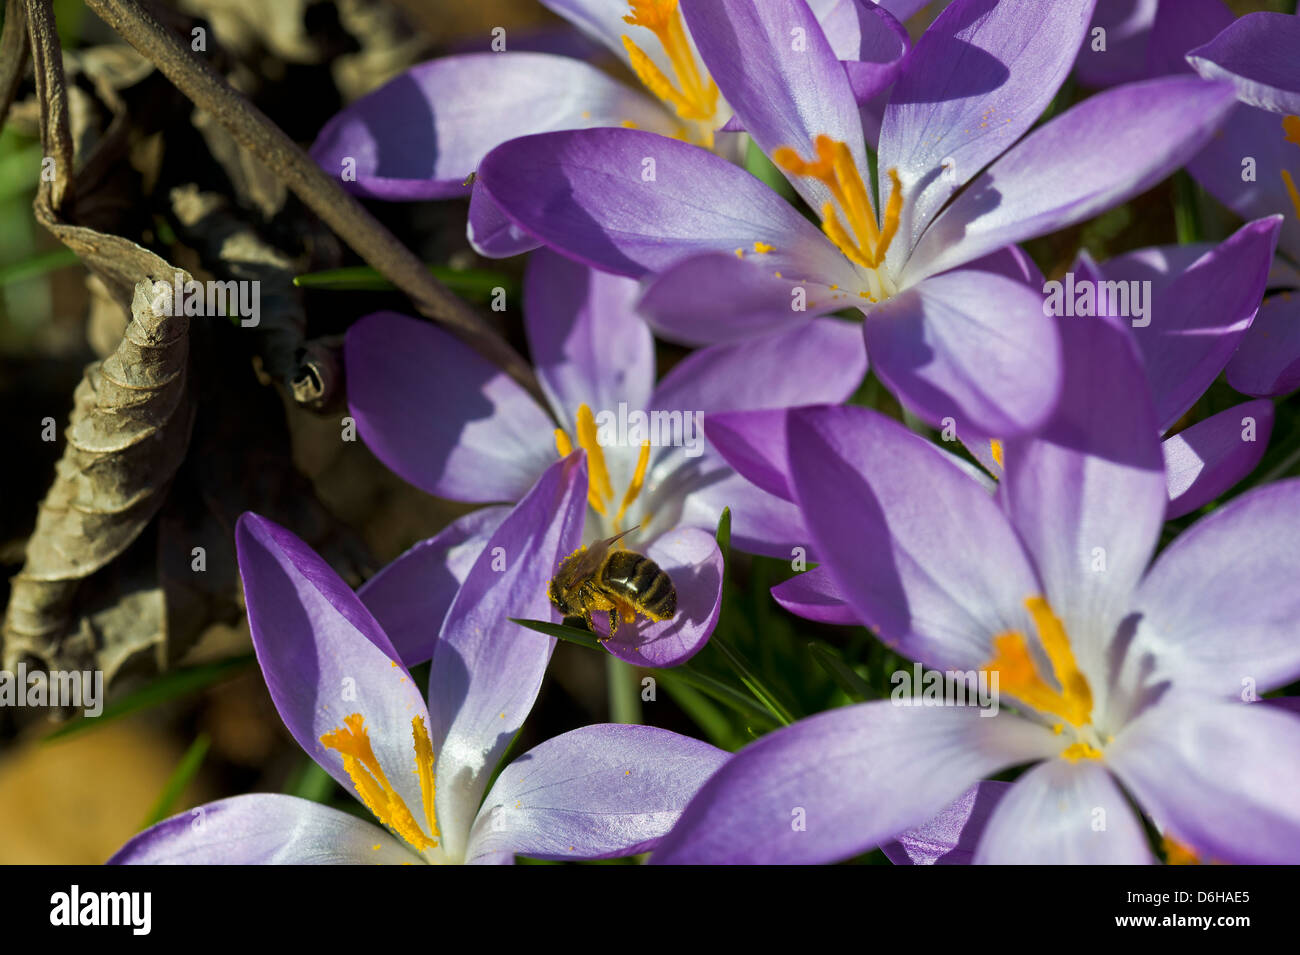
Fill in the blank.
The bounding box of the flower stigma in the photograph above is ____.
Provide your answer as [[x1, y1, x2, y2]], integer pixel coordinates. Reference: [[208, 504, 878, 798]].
[[983, 596, 1103, 760], [555, 403, 652, 535], [772, 135, 903, 301], [320, 713, 441, 855], [621, 0, 720, 147]]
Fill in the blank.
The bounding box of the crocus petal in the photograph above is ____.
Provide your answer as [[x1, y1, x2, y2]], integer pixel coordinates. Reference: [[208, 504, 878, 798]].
[[539, 0, 676, 75], [638, 251, 847, 346], [597, 527, 723, 668], [358, 507, 511, 667], [1073, 0, 1158, 89], [704, 408, 794, 501], [429, 453, 588, 862], [524, 247, 655, 427], [1108, 695, 1300, 864], [1227, 291, 1300, 397], [109, 794, 417, 865], [681, 0, 870, 215], [971, 758, 1154, 864], [806, 0, 911, 104], [1144, 0, 1300, 258], [1162, 399, 1274, 519], [1188, 105, 1300, 266], [235, 513, 432, 822], [309, 53, 672, 200], [787, 405, 1040, 671], [904, 76, 1238, 283], [876, 0, 934, 21], [467, 179, 542, 258], [651, 318, 867, 414], [878, 0, 1095, 255], [864, 269, 1063, 437], [962, 242, 1045, 287], [1131, 479, 1300, 697], [1101, 217, 1280, 432], [771, 565, 859, 626], [466, 724, 728, 863], [882, 780, 1010, 865], [650, 702, 1057, 864], [476, 127, 850, 282], [1269, 697, 1300, 717], [1001, 284, 1165, 700], [1187, 12, 1300, 116], [345, 311, 555, 503], [670, 457, 817, 559], [1144, 0, 1233, 77]]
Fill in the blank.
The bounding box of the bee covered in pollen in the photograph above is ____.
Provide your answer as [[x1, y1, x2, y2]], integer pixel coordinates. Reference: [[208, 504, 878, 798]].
[[547, 527, 677, 638]]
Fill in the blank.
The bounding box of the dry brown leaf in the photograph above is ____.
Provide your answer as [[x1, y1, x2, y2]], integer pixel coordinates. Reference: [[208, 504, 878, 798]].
[[3, 278, 194, 674]]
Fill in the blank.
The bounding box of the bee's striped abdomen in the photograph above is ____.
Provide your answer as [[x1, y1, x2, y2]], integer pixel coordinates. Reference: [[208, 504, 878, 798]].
[[601, 550, 677, 622]]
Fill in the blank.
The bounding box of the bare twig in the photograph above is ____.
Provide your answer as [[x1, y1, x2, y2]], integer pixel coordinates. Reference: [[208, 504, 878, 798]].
[[23, 0, 74, 211], [81, 0, 542, 399], [0, 0, 29, 128]]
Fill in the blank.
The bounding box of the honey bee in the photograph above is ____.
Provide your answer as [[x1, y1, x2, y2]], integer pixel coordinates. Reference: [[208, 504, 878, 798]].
[[547, 528, 677, 638]]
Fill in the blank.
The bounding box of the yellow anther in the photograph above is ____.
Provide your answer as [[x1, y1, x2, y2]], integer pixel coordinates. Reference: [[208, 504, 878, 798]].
[[1060, 741, 1103, 762], [1282, 168, 1300, 223], [990, 439, 1004, 469], [411, 715, 439, 842], [576, 403, 613, 515], [1026, 595, 1093, 723], [734, 248, 745, 258], [320, 714, 437, 852], [1283, 114, 1300, 146], [555, 429, 573, 457], [1161, 834, 1204, 865], [614, 440, 652, 532], [983, 597, 1094, 729], [621, 0, 718, 142], [753, 241, 774, 254], [773, 135, 902, 270], [819, 201, 873, 269], [876, 168, 903, 266]]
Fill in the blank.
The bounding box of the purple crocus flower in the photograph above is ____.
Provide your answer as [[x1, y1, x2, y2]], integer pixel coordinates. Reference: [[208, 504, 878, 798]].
[[309, 0, 911, 256], [709, 217, 1281, 624], [344, 248, 865, 666], [650, 309, 1300, 865], [1072, 0, 1159, 89], [1136, 1, 1300, 397], [111, 458, 727, 865], [476, 0, 1238, 441], [966, 217, 1281, 515]]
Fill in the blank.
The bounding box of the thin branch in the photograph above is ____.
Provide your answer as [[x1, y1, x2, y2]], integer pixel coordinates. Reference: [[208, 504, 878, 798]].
[[23, 0, 74, 211], [0, 0, 29, 129], [81, 0, 541, 399]]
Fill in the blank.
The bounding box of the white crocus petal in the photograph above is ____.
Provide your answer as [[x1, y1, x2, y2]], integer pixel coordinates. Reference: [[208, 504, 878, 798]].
[[972, 757, 1154, 864]]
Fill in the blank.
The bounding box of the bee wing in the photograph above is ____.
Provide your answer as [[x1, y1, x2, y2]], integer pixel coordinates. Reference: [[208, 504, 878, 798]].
[[557, 527, 639, 584]]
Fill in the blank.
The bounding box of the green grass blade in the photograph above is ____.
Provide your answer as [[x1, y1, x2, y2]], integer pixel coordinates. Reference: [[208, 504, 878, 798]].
[[286, 759, 337, 803], [511, 616, 605, 650], [0, 248, 80, 286], [44, 654, 256, 742], [710, 636, 797, 726], [656, 671, 744, 750], [512, 617, 777, 727], [715, 506, 731, 568], [139, 734, 210, 829], [807, 641, 877, 703], [293, 264, 518, 301]]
